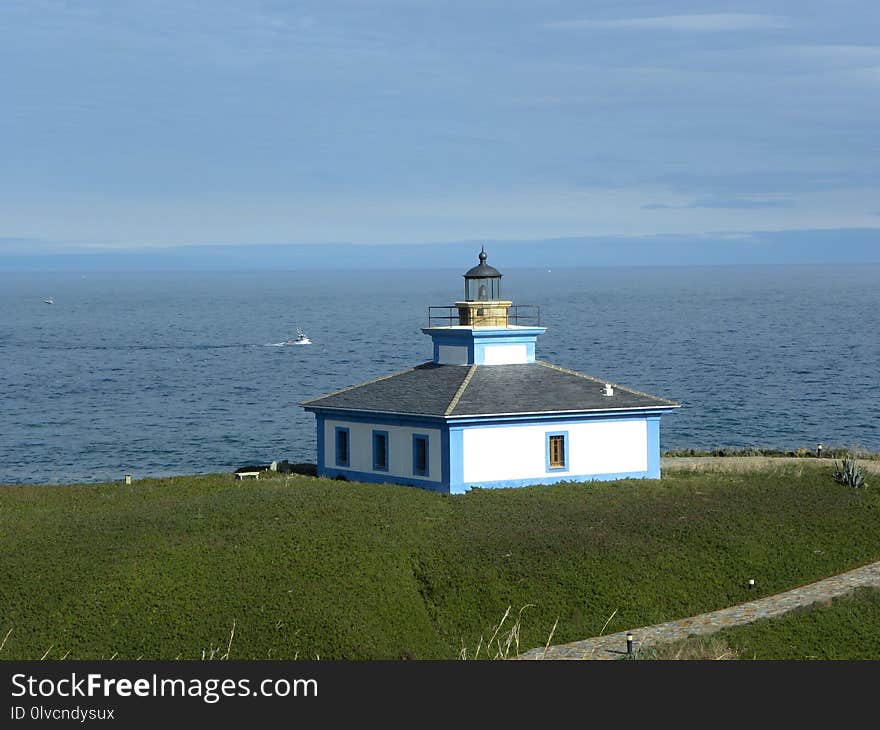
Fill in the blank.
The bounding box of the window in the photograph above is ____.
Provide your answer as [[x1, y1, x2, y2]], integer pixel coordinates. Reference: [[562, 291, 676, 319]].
[[335, 427, 350, 467], [372, 430, 389, 472], [546, 432, 567, 471], [412, 434, 429, 477]]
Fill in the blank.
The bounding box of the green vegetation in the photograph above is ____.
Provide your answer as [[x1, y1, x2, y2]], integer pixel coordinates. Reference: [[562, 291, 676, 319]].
[[833, 458, 868, 489], [2, 462, 880, 660], [638, 588, 880, 660]]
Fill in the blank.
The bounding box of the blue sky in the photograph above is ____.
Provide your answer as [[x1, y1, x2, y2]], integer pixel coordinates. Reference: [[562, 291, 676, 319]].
[[1, 1, 879, 253]]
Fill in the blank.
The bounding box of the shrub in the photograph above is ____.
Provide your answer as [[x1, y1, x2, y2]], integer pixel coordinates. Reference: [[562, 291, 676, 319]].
[[832, 458, 867, 489]]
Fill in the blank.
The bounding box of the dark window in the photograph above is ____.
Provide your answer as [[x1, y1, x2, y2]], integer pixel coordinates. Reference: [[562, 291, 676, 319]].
[[372, 431, 389, 471], [335, 427, 350, 467], [413, 434, 429, 477]]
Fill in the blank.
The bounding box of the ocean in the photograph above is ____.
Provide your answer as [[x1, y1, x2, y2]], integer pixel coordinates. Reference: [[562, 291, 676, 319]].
[[1, 264, 878, 484]]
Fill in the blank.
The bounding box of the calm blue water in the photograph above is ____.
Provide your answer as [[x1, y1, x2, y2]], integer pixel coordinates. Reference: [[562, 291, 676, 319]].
[[1, 265, 878, 484]]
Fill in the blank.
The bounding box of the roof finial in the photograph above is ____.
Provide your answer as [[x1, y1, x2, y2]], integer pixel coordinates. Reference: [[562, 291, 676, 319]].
[[479, 245, 487, 264]]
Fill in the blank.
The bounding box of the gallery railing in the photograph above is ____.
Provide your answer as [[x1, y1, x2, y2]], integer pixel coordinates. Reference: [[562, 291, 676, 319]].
[[426, 304, 541, 328]]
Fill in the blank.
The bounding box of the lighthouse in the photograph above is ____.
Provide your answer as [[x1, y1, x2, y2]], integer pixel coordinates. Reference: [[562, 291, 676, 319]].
[[301, 250, 679, 493]]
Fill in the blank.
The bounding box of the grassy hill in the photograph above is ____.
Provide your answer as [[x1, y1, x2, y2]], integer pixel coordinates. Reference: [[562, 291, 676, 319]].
[[1, 461, 878, 659]]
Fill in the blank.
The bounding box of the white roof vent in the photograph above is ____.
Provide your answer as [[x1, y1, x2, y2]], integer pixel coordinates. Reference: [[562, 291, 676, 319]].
[[602, 383, 614, 397]]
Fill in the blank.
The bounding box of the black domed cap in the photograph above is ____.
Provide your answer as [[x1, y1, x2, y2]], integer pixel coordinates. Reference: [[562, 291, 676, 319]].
[[463, 247, 502, 278]]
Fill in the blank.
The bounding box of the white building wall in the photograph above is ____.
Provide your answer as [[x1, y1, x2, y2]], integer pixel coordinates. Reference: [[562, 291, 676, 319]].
[[461, 418, 647, 483], [480, 343, 528, 365], [437, 345, 469, 365], [324, 419, 442, 482]]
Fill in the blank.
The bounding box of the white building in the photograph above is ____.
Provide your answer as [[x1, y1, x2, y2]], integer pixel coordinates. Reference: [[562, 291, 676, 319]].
[[301, 250, 679, 493]]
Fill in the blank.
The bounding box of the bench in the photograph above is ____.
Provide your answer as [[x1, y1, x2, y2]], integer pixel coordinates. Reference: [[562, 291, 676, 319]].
[[235, 471, 261, 480]]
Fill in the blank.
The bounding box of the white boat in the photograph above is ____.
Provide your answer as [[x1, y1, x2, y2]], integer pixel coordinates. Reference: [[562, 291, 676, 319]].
[[43, 297, 54, 305], [286, 328, 311, 346]]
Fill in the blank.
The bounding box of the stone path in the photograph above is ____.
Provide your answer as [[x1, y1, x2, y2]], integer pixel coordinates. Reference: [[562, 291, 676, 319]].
[[518, 560, 880, 660]]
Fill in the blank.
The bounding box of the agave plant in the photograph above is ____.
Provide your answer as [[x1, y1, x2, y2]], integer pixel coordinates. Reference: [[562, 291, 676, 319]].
[[832, 458, 867, 489]]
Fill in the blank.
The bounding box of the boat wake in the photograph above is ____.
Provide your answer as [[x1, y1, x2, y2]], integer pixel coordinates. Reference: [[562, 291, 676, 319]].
[[265, 340, 312, 348]]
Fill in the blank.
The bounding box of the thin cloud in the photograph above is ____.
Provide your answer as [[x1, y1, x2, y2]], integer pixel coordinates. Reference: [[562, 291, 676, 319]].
[[642, 198, 796, 210], [691, 197, 795, 209], [758, 44, 880, 66], [546, 14, 789, 32]]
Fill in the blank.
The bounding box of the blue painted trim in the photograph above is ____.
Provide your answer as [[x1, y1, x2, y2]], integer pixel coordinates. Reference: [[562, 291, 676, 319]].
[[474, 335, 543, 345], [440, 427, 450, 486], [412, 433, 430, 477], [316, 413, 326, 470], [424, 330, 472, 343], [545, 430, 569, 472], [647, 416, 661, 479], [372, 429, 390, 472], [474, 327, 545, 339], [319, 466, 449, 493], [464, 470, 656, 490], [448, 427, 465, 494], [305, 406, 675, 428], [334, 426, 350, 467], [303, 409, 445, 429], [446, 409, 676, 426], [304, 406, 674, 428], [422, 326, 546, 340]]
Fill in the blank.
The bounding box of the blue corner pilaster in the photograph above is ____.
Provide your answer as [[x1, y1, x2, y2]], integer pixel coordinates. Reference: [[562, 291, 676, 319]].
[[646, 416, 661, 479], [316, 412, 326, 477], [440, 426, 450, 488], [448, 426, 465, 494]]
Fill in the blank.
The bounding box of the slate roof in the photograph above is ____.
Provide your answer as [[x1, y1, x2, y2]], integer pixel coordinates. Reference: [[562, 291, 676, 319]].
[[301, 361, 679, 418]]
